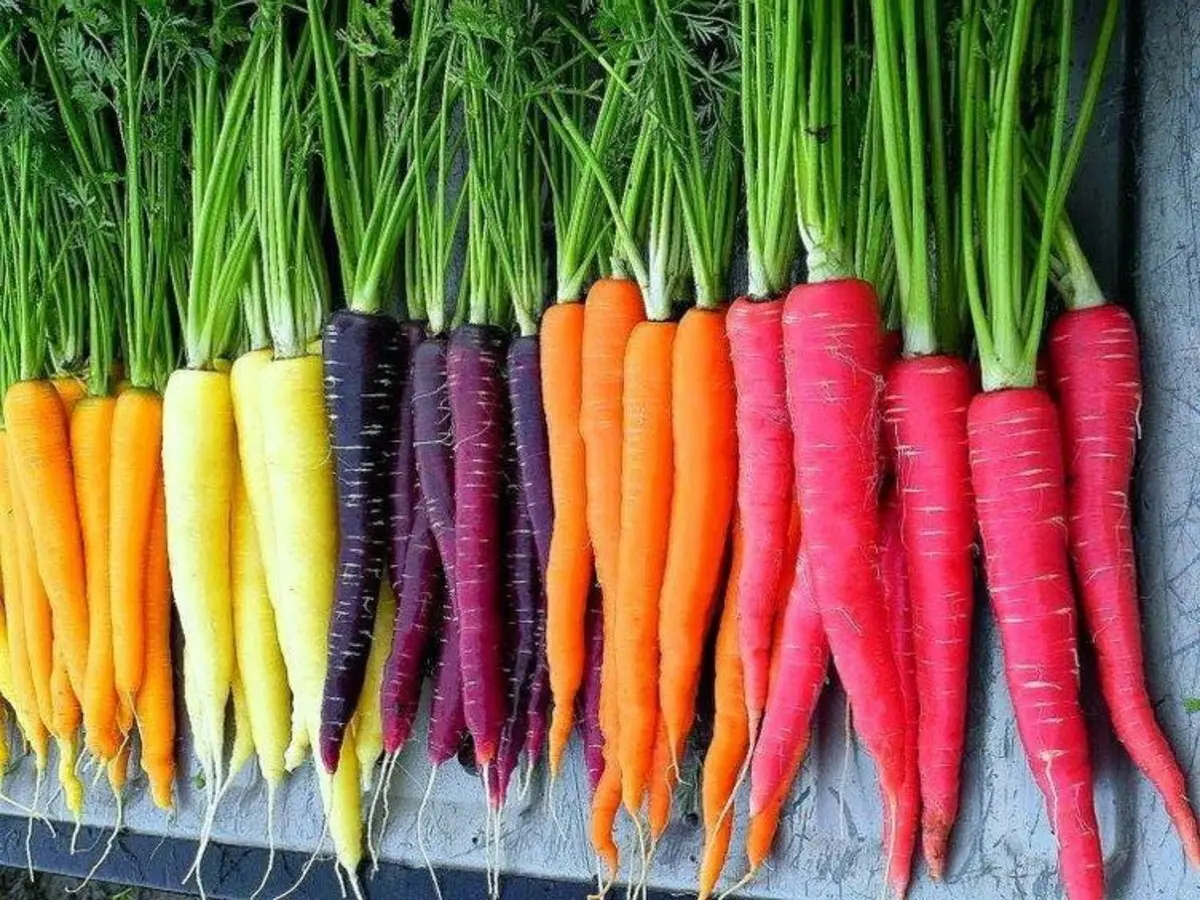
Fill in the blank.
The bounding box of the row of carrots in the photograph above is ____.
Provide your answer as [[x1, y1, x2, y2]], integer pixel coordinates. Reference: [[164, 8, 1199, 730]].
[[1, 2, 1196, 900]]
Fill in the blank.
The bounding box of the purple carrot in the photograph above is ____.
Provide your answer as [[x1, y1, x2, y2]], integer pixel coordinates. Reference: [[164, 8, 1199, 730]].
[[578, 583, 605, 793], [492, 468, 539, 807], [507, 335, 553, 574], [320, 309, 402, 772], [388, 321, 425, 598], [447, 324, 508, 768], [413, 335, 457, 594], [522, 615, 550, 769], [381, 504, 441, 755], [429, 596, 468, 768]]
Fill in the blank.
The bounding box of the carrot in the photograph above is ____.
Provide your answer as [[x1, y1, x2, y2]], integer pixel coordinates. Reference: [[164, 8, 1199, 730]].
[[1049, 303, 1200, 865], [880, 485, 919, 897], [727, 298, 793, 732], [9, 435, 54, 733], [0, 432, 47, 767], [616, 321, 676, 817], [4, 380, 89, 699], [697, 523, 747, 900], [590, 762, 622, 880], [353, 580, 397, 793], [51, 376, 87, 415], [50, 647, 84, 820], [542, 301, 593, 775], [136, 478, 175, 811], [647, 721, 674, 844], [109, 387, 163, 714], [784, 278, 907, 818], [72, 395, 121, 762], [162, 368, 236, 791], [658, 307, 736, 770]]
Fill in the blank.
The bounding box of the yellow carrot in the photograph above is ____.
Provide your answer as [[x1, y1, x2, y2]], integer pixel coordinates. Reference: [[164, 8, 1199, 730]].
[[353, 581, 396, 794]]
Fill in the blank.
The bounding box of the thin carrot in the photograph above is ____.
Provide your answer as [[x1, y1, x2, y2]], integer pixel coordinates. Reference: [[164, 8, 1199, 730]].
[[109, 388, 163, 717], [616, 321, 676, 816], [590, 762, 622, 880], [72, 396, 121, 762], [50, 644, 84, 820], [4, 380, 89, 699], [136, 478, 175, 811], [542, 301, 593, 776], [697, 523, 747, 900], [647, 720, 674, 844], [658, 307, 736, 769], [0, 431, 47, 767]]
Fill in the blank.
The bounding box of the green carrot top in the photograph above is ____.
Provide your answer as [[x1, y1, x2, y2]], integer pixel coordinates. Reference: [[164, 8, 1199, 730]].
[[959, 0, 1118, 391], [253, 8, 329, 359]]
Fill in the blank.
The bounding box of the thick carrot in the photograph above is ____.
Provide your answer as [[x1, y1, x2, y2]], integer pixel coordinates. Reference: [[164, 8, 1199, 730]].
[[658, 308, 736, 770], [726, 298, 793, 732], [883, 354, 975, 874], [51, 376, 87, 415], [616, 321, 676, 816], [136, 478, 175, 811], [162, 368, 236, 787], [541, 301, 593, 775], [0, 432, 47, 766], [1048, 303, 1200, 866], [880, 485, 919, 897], [783, 279, 907, 813], [109, 387, 163, 716], [697, 523, 747, 900], [969, 387, 1104, 900], [4, 380, 89, 699], [72, 395, 121, 762]]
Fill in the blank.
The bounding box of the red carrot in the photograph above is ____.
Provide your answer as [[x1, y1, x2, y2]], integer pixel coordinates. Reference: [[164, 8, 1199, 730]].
[[727, 298, 793, 734], [1049, 303, 1200, 865], [783, 277, 907, 816]]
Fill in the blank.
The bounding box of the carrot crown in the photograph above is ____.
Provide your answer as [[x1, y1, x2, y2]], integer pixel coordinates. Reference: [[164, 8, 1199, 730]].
[[740, 0, 801, 298], [959, 0, 1118, 391], [871, 0, 960, 356], [253, 9, 329, 359]]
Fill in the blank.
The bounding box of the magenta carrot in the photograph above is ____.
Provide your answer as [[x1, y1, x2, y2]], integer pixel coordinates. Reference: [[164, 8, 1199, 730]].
[[1049, 302, 1200, 864]]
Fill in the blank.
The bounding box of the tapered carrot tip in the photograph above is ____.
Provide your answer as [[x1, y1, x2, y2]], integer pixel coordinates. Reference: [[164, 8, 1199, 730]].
[[1182, 819, 1200, 870], [922, 820, 950, 880]]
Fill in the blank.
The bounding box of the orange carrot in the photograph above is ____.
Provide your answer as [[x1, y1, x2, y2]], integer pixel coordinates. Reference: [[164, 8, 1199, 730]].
[[542, 302, 594, 775], [73, 396, 121, 761], [51, 644, 84, 818], [648, 720, 674, 844], [615, 321, 676, 816], [9, 435, 54, 732], [51, 376, 87, 415], [109, 388, 163, 719], [658, 307, 736, 769], [698, 523, 748, 899], [590, 761, 622, 880], [136, 477, 175, 810], [4, 380, 88, 698], [0, 433, 47, 765]]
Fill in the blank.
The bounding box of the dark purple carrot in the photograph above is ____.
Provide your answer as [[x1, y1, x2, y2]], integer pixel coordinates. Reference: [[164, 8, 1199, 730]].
[[381, 505, 441, 755], [413, 335, 457, 594], [429, 597, 468, 768], [578, 583, 605, 793], [522, 627, 550, 770], [388, 321, 426, 599], [320, 309, 403, 773], [447, 324, 508, 768], [492, 468, 539, 807], [507, 335, 553, 573]]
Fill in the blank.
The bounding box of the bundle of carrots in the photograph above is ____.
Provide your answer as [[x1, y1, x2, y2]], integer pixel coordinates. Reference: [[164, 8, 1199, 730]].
[[0, 1, 1196, 900]]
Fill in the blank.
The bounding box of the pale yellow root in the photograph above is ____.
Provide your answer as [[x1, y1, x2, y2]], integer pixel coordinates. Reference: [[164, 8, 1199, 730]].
[[55, 733, 84, 822], [231, 351, 295, 779], [259, 353, 361, 875], [353, 581, 396, 795], [162, 368, 236, 788], [227, 667, 254, 787]]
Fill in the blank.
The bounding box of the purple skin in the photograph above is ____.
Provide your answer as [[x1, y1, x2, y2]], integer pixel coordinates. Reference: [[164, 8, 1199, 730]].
[[319, 309, 402, 773], [578, 584, 605, 793], [521, 587, 549, 768], [428, 594, 468, 768], [491, 467, 539, 807], [388, 321, 425, 600], [506, 336, 553, 574], [447, 324, 508, 768], [381, 504, 441, 755], [413, 336, 457, 596]]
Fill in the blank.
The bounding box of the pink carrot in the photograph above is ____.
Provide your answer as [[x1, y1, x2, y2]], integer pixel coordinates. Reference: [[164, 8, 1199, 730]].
[[726, 297, 793, 733], [1048, 303, 1200, 866], [783, 278, 907, 815], [969, 387, 1104, 900]]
